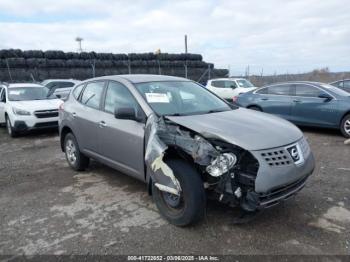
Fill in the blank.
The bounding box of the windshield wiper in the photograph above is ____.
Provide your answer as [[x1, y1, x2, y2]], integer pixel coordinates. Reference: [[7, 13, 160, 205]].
[[205, 109, 227, 114]]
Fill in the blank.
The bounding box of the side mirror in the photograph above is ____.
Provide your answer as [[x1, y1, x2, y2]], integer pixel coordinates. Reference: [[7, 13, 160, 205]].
[[114, 107, 138, 121], [318, 93, 333, 102], [230, 85, 236, 89], [55, 94, 62, 99]]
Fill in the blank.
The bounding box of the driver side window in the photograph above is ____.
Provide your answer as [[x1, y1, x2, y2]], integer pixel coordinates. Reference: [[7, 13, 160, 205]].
[[104, 81, 139, 114]]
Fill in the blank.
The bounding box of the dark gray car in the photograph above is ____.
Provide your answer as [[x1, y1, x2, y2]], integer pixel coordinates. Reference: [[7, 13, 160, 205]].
[[59, 75, 315, 226], [330, 79, 350, 93]]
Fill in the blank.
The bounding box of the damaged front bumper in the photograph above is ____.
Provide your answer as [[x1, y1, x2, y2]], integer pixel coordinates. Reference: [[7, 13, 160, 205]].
[[225, 138, 315, 212], [145, 113, 315, 213]]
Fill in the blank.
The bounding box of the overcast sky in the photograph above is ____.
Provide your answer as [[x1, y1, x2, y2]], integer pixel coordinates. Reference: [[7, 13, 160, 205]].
[[0, 0, 349, 75]]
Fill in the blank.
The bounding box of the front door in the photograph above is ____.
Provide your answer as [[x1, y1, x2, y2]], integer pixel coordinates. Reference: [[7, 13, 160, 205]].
[[98, 81, 145, 180], [291, 84, 338, 127]]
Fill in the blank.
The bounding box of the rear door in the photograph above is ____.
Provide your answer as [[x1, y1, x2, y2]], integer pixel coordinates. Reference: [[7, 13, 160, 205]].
[[75, 81, 106, 153], [98, 81, 146, 180], [255, 84, 294, 120], [291, 84, 338, 126]]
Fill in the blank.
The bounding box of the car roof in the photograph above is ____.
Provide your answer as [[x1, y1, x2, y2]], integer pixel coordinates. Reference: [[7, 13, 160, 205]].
[[42, 79, 80, 82], [88, 74, 189, 84], [329, 79, 350, 84], [263, 81, 325, 86], [209, 78, 247, 81], [8, 83, 44, 88]]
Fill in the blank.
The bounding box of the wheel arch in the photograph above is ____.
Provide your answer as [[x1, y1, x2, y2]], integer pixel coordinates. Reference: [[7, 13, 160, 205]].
[[146, 146, 200, 196], [340, 110, 350, 126], [60, 125, 73, 152], [247, 104, 263, 111]]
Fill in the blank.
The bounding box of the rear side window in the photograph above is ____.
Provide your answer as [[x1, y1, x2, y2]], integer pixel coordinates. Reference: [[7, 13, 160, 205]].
[[295, 84, 322, 97], [81, 81, 105, 109], [257, 85, 291, 95], [211, 81, 225, 88], [72, 84, 84, 99], [57, 82, 75, 88], [212, 80, 237, 88], [104, 81, 139, 114], [268, 85, 292, 95]]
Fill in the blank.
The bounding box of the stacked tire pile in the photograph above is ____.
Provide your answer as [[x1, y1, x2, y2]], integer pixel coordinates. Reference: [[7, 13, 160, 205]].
[[0, 49, 228, 83]]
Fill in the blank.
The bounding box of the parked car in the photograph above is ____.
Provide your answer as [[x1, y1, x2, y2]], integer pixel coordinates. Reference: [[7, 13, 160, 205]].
[[205, 78, 257, 102], [237, 81, 350, 138], [0, 83, 62, 137], [41, 79, 81, 99], [329, 79, 350, 93], [59, 75, 314, 226]]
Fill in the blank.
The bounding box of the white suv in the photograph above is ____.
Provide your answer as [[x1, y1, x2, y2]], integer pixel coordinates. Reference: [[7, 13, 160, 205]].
[[0, 83, 63, 137], [206, 78, 257, 102]]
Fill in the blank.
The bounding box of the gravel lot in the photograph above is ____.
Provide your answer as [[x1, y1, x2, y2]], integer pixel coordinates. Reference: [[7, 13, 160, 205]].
[[0, 126, 349, 256]]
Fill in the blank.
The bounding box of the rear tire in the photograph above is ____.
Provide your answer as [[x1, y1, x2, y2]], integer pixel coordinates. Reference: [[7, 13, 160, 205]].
[[340, 114, 350, 138], [5, 116, 18, 138], [152, 159, 206, 226], [64, 133, 89, 171], [248, 106, 262, 112]]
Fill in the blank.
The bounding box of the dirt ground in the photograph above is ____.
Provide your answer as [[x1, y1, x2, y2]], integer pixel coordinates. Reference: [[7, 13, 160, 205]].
[[0, 126, 349, 256]]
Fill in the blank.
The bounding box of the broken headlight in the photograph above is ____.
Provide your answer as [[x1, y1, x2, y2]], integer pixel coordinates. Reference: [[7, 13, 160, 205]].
[[206, 153, 237, 177]]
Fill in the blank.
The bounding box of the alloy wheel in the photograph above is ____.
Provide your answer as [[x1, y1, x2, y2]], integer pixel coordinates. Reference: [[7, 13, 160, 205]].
[[65, 139, 77, 165], [345, 119, 350, 135], [6, 118, 12, 135]]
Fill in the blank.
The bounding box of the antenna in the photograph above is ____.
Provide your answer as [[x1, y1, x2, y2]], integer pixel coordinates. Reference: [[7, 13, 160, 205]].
[[75, 37, 83, 52]]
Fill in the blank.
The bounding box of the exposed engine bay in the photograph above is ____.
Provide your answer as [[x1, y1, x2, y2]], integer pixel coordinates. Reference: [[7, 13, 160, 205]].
[[145, 114, 260, 212]]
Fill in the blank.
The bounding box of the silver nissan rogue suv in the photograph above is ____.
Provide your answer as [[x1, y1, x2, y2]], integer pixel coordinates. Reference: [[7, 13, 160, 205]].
[[59, 75, 315, 226]]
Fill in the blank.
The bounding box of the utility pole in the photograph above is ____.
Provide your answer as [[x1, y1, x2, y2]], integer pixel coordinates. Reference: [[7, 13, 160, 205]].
[[184, 34, 188, 78], [75, 37, 83, 53]]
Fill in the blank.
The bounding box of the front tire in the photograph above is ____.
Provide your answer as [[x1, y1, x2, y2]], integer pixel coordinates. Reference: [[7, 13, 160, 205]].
[[6, 116, 18, 138], [340, 114, 350, 138], [152, 159, 206, 226], [64, 133, 89, 171]]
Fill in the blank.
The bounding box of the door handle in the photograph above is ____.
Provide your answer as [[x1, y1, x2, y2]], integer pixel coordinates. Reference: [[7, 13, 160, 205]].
[[261, 98, 269, 101], [293, 99, 301, 103], [99, 121, 107, 128]]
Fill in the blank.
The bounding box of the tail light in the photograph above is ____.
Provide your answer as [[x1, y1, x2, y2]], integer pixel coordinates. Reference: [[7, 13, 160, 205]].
[[232, 96, 238, 103]]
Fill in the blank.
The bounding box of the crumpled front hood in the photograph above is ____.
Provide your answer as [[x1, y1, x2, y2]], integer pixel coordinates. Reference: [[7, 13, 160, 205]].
[[166, 108, 303, 151]]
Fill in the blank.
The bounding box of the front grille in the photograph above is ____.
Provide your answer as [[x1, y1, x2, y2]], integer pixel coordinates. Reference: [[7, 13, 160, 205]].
[[34, 109, 59, 118], [259, 137, 310, 167], [259, 148, 292, 167], [259, 175, 308, 208], [34, 121, 58, 128]]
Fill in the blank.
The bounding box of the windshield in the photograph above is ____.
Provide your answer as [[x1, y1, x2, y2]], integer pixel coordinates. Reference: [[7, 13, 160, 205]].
[[319, 84, 350, 97], [41, 80, 49, 86], [135, 81, 232, 116], [236, 79, 254, 88], [8, 86, 54, 101]]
